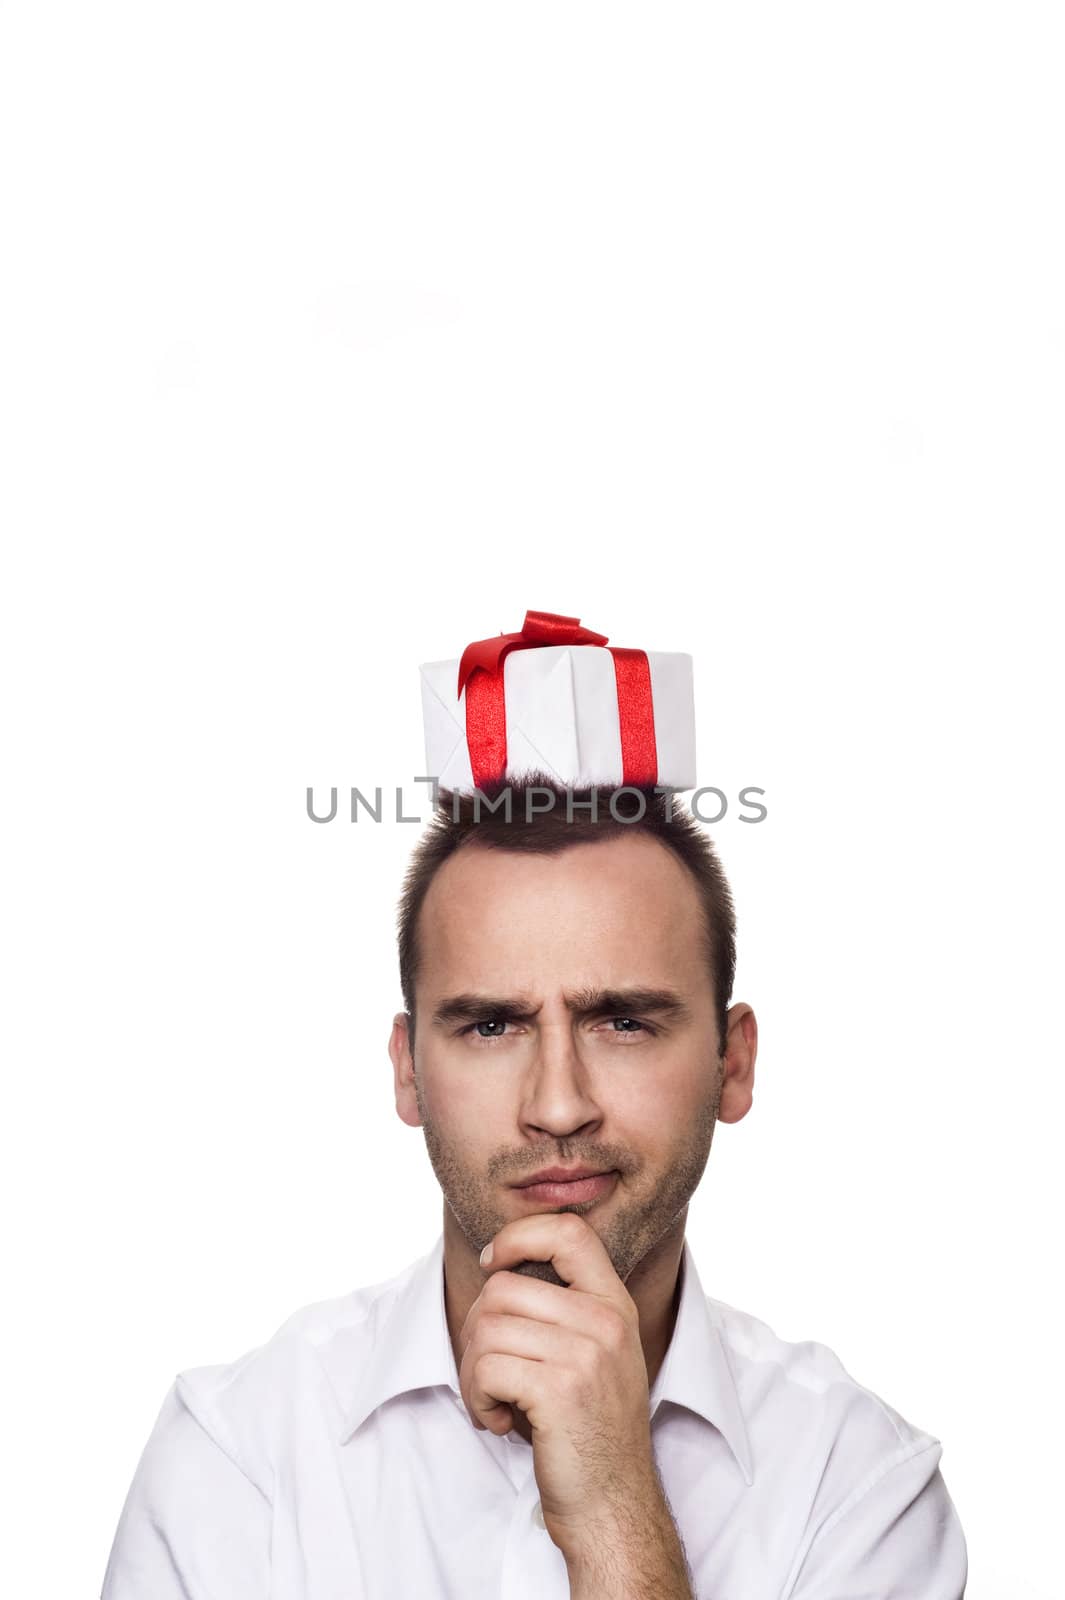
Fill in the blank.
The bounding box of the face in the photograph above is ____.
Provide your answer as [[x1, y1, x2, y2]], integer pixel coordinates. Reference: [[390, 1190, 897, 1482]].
[[393, 830, 735, 1289]]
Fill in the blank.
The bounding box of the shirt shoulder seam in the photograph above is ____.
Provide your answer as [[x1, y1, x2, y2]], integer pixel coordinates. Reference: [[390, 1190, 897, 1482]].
[[708, 1297, 928, 1449], [173, 1372, 273, 1510], [778, 1436, 943, 1600]]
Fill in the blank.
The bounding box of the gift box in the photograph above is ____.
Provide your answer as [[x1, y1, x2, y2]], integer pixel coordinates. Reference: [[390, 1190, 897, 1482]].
[[419, 609, 696, 792]]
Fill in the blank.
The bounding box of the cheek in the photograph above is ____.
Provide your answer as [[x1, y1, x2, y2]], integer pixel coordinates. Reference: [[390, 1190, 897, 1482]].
[[610, 1057, 711, 1137], [419, 1058, 507, 1137]]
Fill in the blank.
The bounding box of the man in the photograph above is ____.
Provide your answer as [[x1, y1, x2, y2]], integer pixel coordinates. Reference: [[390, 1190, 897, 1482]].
[[101, 780, 968, 1598]]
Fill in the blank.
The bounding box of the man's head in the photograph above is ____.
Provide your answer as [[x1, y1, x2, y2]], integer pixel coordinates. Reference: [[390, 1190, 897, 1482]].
[[388, 778, 757, 1287]]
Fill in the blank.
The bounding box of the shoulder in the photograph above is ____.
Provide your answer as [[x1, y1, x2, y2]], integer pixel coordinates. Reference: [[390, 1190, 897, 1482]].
[[104, 1259, 427, 1595], [706, 1294, 942, 1490], [172, 1268, 408, 1493], [704, 1302, 968, 1591]]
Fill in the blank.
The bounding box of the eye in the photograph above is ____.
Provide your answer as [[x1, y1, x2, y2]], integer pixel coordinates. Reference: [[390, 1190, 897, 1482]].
[[605, 1017, 656, 1037], [461, 1018, 511, 1039]]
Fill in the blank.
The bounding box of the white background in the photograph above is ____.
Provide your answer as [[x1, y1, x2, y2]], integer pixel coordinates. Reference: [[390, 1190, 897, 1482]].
[[1, 4, 1060, 1596]]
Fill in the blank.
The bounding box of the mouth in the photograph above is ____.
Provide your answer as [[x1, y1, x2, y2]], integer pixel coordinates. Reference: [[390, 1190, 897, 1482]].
[[510, 1170, 619, 1205]]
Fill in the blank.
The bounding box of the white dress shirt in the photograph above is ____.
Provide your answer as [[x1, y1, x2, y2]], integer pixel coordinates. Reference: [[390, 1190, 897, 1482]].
[[101, 1232, 967, 1598]]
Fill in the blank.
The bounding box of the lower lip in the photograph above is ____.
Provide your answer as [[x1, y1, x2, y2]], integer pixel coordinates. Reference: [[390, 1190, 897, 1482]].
[[512, 1171, 618, 1204]]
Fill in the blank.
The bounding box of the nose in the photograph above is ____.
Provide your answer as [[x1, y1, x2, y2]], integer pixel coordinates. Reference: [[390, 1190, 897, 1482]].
[[519, 1015, 603, 1138]]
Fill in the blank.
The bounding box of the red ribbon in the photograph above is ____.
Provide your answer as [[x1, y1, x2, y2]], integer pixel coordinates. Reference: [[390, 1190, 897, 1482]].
[[457, 609, 658, 790]]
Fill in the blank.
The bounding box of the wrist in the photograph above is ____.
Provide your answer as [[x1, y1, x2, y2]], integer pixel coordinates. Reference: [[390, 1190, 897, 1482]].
[[561, 1476, 692, 1596], [565, 1527, 693, 1600]]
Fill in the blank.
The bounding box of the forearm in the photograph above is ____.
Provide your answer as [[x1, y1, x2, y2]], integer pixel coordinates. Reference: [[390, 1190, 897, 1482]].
[[564, 1486, 695, 1600]]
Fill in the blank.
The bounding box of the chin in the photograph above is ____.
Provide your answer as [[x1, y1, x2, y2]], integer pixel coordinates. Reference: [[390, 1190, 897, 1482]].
[[510, 1259, 570, 1287]]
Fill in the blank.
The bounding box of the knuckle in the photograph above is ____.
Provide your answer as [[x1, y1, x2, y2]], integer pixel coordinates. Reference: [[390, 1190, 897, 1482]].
[[481, 1274, 507, 1308], [473, 1349, 502, 1391], [601, 1308, 630, 1351], [573, 1334, 600, 1375], [560, 1362, 587, 1399]]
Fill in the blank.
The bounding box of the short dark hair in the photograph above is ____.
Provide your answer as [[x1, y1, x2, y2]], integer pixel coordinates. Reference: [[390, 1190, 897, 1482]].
[[396, 774, 737, 1056]]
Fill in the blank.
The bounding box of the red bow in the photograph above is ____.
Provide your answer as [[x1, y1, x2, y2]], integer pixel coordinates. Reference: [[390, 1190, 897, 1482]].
[[456, 609, 608, 698], [456, 609, 658, 791]]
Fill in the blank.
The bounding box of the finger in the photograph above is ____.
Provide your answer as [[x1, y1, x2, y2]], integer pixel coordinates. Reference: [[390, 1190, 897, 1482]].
[[467, 1351, 545, 1435], [460, 1308, 576, 1370], [483, 1212, 627, 1305], [459, 1312, 570, 1432], [465, 1271, 630, 1356], [461, 1272, 588, 1350]]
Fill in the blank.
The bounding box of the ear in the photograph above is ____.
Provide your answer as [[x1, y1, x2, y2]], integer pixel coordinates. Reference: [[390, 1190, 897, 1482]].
[[716, 1002, 757, 1124], [390, 1011, 422, 1129]]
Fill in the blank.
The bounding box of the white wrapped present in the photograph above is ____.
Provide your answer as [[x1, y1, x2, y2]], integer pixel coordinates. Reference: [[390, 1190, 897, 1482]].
[[419, 609, 696, 792]]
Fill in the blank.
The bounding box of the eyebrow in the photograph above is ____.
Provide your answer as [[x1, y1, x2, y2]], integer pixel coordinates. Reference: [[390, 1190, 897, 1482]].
[[431, 987, 692, 1027]]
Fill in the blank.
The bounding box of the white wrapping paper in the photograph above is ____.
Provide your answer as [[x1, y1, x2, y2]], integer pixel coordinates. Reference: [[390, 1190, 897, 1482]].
[[420, 644, 696, 791]]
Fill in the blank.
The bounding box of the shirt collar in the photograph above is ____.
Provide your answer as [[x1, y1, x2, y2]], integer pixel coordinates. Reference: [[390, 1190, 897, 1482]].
[[335, 1232, 754, 1486]]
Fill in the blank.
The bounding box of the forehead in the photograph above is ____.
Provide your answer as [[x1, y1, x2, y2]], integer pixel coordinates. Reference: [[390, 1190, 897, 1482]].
[[417, 830, 707, 997]]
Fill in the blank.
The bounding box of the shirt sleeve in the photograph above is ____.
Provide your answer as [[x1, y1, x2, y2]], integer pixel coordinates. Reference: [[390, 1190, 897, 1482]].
[[782, 1439, 968, 1600], [100, 1380, 272, 1600]]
